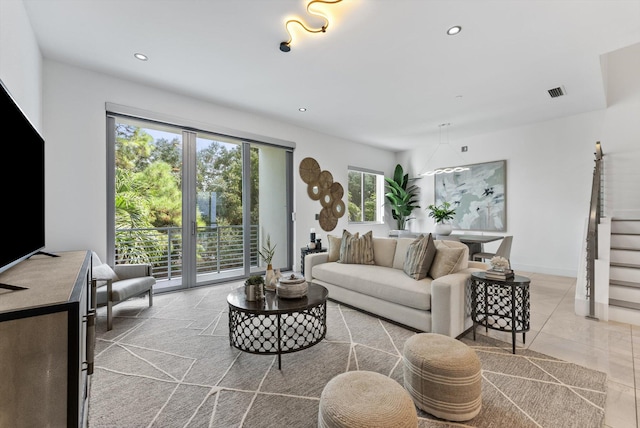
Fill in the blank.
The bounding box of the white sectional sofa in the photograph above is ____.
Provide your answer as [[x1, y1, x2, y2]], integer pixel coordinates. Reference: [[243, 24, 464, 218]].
[[304, 236, 486, 337]]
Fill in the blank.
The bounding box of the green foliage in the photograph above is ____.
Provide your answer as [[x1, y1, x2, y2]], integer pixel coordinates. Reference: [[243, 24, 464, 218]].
[[258, 234, 276, 265], [384, 164, 420, 229], [427, 201, 456, 223], [245, 275, 264, 285]]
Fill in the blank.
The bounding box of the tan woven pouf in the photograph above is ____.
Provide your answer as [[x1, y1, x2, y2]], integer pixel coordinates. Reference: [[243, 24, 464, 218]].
[[318, 371, 418, 428], [403, 333, 482, 422]]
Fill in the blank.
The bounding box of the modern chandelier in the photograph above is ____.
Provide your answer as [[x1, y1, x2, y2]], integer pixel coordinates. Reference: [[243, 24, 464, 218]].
[[279, 0, 343, 52], [420, 123, 470, 176]]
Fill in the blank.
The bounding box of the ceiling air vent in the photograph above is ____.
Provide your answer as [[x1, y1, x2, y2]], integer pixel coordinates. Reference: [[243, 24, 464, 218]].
[[548, 86, 566, 98]]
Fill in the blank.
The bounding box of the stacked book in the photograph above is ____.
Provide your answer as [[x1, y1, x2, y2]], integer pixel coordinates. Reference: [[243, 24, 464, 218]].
[[485, 268, 514, 280]]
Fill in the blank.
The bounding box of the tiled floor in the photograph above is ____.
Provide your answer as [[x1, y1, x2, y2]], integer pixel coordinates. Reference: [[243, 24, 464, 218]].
[[480, 271, 638, 428]]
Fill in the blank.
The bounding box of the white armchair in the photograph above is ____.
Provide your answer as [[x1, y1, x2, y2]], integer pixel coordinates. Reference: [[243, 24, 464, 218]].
[[91, 252, 155, 330]]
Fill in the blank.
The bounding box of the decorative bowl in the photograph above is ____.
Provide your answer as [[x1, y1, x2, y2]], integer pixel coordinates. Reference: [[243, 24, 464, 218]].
[[276, 275, 308, 299]]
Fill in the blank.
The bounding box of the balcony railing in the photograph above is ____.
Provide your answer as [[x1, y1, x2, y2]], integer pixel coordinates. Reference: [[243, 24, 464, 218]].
[[115, 225, 259, 280]]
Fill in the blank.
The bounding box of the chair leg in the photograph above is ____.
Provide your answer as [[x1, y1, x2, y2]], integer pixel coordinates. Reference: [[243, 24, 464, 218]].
[[107, 300, 113, 331], [107, 279, 113, 331]]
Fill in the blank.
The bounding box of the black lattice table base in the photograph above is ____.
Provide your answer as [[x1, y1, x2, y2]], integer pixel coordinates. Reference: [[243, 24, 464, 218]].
[[227, 284, 328, 369], [470, 272, 531, 354]]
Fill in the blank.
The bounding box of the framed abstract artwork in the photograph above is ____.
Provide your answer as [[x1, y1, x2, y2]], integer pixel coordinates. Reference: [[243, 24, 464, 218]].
[[434, 160, 506, 232]]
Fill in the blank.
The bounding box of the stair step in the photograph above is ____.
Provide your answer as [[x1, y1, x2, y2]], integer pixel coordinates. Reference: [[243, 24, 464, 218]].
[[610, 279, 640, 288], [612, 219, 640, 234], [611, 247, 640, 251], [609, 299, 640, 311], [611, 234, 640, 248], [611, 262, 640, 269]]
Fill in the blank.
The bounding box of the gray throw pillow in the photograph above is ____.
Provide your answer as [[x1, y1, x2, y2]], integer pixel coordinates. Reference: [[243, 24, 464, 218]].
[[403, 233, 437, 280]]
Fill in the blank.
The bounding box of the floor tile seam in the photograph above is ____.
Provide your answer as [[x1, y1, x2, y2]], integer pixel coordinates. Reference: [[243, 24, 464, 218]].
[[533, 329, 634, 362], [630, 323, 639, 428]]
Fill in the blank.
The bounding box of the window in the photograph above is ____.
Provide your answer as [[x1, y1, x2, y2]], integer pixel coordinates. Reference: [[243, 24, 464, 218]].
[[348, 167, 384, 223]]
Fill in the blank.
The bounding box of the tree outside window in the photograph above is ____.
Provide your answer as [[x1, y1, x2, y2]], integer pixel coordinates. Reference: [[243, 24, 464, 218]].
[[348, 168, 383, 223]]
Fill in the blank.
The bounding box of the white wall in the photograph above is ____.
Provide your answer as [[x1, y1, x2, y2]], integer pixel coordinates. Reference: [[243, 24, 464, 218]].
[[0, 0, 42, 128], [41, 60, 396, 268], [397, 42, 640, 277]]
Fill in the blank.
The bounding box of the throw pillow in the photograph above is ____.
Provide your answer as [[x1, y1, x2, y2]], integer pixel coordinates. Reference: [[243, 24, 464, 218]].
[[429, 246, 466, 279], [327, 234, 341, 262], [403, 233, 437, 280], [92, 263, 120, 287], [339, 230, 375, 265]]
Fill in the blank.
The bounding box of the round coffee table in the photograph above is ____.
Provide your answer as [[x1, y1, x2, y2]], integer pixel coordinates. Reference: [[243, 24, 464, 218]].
[[227, 283, 328, 369]]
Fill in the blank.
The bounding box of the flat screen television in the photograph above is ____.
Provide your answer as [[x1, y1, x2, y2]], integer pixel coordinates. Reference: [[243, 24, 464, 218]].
[[0, 78, 45, 275]]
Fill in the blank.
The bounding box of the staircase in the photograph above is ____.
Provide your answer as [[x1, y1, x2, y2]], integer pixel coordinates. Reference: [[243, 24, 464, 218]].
[[608, 219, 640, 323]]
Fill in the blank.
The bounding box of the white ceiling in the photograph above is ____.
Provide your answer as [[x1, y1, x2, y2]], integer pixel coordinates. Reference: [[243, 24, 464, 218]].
[[23, 0, 640, 152]]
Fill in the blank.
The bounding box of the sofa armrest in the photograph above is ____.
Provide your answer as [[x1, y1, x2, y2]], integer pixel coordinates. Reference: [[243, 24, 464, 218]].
[[304, 253, 329, 282], [431, 267, 485, 337], [113, 263, 152, 280]]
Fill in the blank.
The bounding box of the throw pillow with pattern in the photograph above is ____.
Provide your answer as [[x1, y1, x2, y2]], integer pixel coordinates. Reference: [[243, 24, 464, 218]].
[[339, 230, 375, 265], [403, 233, 437, 280]]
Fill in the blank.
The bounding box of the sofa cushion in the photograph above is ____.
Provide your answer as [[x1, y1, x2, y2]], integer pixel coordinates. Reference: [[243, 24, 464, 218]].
[[313, 262, 431, 310], [429, 246, 466, 279], [372, 237, 397, 268], [392, 238, 417, 270], [403, 234, 437, 280], [92, 263, 120, 287], [327, 234, 341, 262], [339, 230, 375, 265]]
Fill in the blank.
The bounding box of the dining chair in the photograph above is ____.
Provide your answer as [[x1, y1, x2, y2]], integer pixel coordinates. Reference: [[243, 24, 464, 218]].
[[472, 236, 513, 266]]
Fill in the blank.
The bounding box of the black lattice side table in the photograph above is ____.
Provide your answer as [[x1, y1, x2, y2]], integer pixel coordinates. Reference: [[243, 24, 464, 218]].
[[227, 283, 328, 369], [470, 271, 531, 354]]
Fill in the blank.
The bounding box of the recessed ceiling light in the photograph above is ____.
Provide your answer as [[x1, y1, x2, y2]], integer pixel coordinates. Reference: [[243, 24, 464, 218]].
[[447, 26, 462, 36], [299, 107, 307, 112], [134, 53, 148, 61]]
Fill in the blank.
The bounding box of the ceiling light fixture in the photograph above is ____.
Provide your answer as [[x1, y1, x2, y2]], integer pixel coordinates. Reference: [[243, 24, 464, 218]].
[[299, 107, 307, 112], [447, 26, 462, 35], [279, 0, 343, 52], [134, 53, 148, 61], [420, 123, 470, 176]]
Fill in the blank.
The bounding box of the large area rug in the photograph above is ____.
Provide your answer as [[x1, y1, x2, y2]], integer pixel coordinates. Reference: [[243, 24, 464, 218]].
[[89, 282, 606, 427]]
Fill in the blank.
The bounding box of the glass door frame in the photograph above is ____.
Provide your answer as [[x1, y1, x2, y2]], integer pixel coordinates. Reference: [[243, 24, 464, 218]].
[[106, 108, 294, 292]]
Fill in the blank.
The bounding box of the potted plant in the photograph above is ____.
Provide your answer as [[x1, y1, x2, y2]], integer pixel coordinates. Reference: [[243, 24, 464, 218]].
[[427, 201, 456, 236], [384, 164, 420, 231], [244, 274, 265, 301], [258, 234, 277, 289]]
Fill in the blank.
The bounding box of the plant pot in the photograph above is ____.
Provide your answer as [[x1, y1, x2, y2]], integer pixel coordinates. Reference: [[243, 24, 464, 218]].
[[265, 265, 275, 291], [435, 222, 452, 236], [244, 283, 257, 301]]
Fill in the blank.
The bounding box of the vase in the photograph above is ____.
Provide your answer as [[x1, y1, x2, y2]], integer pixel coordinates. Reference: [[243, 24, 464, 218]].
[[435, 222, 452, 236], [265, 264, 275, 291]]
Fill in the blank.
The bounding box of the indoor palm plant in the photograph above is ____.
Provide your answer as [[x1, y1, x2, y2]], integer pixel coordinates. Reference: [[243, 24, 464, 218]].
[[427, 201, 456, 236], [384, 164, 420, 230]]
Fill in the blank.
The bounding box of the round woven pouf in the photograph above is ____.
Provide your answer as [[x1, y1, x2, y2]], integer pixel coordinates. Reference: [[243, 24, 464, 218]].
[[318, 371, 418, 428], [403, 333, 482, 422]]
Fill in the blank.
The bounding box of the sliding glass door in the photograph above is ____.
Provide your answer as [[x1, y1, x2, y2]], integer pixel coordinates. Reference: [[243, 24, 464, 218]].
[[107, 114, 292, 292]]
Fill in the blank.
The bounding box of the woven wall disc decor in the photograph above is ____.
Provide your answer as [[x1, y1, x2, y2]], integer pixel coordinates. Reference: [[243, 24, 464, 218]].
[[299, 157, 321, 184], [299, 158, 345, 232], [319, 206, 338, 231]]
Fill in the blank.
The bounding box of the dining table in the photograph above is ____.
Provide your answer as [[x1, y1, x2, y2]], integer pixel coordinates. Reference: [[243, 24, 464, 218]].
[[444, 234, 505, 260]]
